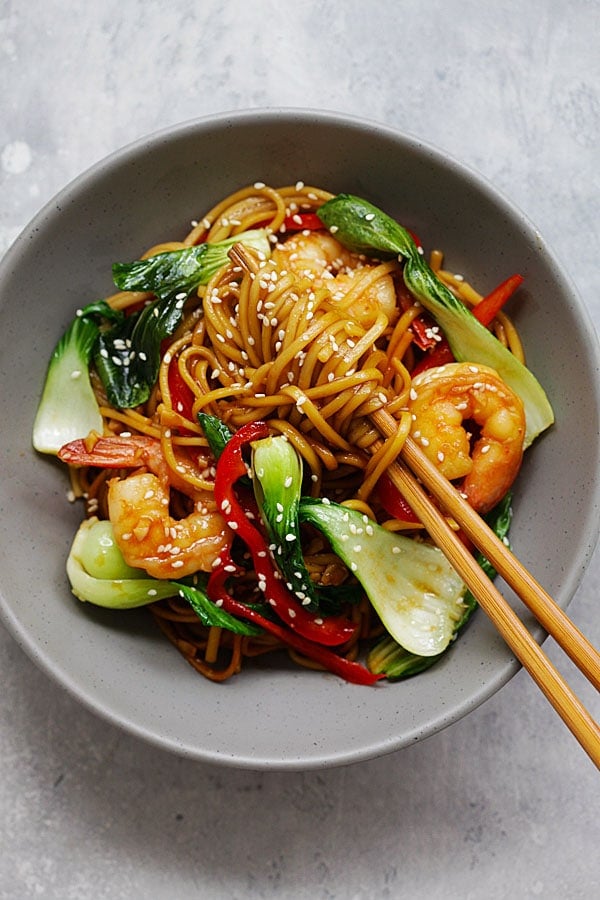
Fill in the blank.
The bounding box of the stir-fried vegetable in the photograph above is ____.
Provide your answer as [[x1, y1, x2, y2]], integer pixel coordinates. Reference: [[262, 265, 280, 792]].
[[367, 492, 513, 678], [67, 517, 262, 636], [96, 229, 271, 408], [207, 422, 381, 685], [300, 499, 466, 657], [210, 421, 355, 647], [32, 300, 121, 455], [317, 194, 554, 447], [67, 517, 179, 609], [251, 435, 319, 610]]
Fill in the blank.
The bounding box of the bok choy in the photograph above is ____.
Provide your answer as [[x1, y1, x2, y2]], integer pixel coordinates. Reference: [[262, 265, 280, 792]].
[[367, 492, 513, 678], [300, 499, 467, 657], [251, 435, 320, 609], [67, 517, 261, 635], [96, 229, 271, 408], [317, 194, 554, 447], [32, 300, 122, 454]]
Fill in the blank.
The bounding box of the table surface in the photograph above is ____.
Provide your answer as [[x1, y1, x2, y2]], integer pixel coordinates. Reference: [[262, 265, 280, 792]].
[[1, 2, 599, 898]]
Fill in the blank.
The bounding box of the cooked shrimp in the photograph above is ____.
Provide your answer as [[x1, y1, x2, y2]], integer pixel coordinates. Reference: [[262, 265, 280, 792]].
[[272, 230, 398, 326], [409, 362, 526, 513], [58, 434, 232, 577], [107, 472, 230, 578]]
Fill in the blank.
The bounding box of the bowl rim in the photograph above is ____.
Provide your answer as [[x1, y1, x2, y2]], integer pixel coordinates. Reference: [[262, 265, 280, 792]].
[[2, 107, 600, 769]]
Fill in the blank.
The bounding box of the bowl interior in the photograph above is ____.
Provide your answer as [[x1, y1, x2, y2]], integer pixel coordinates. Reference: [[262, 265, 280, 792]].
[[1, 109, 599, 769]]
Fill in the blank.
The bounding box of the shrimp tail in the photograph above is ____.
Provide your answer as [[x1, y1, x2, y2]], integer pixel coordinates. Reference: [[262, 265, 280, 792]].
[[58, 434, 159, 468]]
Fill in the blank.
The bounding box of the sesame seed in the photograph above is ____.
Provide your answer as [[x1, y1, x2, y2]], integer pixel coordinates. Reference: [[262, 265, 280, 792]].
[[171, 560, 184, 569]]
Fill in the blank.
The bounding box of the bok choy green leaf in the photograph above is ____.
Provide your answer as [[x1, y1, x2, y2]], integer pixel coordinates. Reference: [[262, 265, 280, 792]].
[[317, 194, 554, 447], [95, 229, 271, 408]]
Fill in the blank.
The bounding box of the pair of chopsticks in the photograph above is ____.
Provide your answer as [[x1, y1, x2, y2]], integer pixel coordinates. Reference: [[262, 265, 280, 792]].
[[228, 240, 599, 763], [371, 408, 600, 768]]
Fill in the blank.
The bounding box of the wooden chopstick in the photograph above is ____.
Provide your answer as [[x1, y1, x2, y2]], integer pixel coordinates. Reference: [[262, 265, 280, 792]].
[[370, 408, 600, 767]]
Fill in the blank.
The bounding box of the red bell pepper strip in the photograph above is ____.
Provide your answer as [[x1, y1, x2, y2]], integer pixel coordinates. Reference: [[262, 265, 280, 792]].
[[471, 273, 524, 327], [282, 212, 325, 232], [168, 355, 196, 421], [213, 421, 356, 647], [410, 313, 444, 351], [410, 337, 455, 376], [207, 559, 383, 685], [376, 473, 421, 524]]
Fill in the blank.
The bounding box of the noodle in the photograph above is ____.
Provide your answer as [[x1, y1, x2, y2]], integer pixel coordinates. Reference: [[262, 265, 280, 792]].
[[69, 182, 526, 681]]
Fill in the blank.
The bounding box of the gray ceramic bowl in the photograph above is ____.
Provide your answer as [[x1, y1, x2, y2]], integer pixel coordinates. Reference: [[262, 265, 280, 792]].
[[1, 109, 599, 770]]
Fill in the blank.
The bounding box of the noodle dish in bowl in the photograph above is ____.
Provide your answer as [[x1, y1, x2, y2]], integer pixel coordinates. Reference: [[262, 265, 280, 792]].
[[1, 110, 599, 769]]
